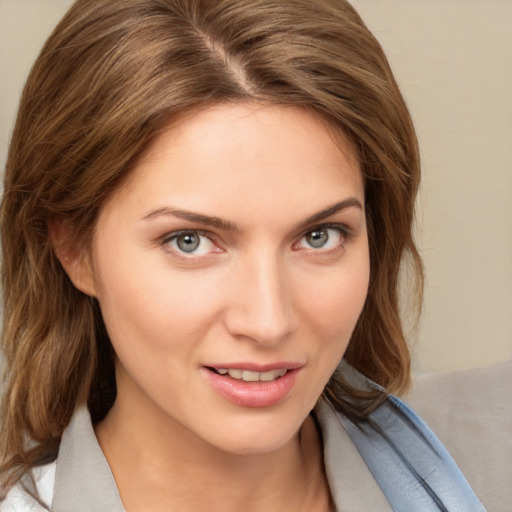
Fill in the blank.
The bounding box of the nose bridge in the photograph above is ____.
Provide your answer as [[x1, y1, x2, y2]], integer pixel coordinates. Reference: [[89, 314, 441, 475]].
[[226, 249, 296, 344]]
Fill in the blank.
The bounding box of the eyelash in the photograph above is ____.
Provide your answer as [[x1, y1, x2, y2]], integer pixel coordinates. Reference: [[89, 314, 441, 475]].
[[160, 223, 353, 260], [293, 223, 353, 254], [160, 230, 221, 260]]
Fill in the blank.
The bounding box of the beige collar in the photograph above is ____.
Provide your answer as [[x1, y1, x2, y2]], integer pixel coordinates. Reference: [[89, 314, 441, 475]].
[[51, 401, 391, 512]]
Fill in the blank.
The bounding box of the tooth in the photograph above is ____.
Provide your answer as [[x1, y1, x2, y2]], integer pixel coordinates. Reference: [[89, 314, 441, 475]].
[[259, 370, 277, 382], [221, 368, 288, 381], [242, 370, 259, 382]]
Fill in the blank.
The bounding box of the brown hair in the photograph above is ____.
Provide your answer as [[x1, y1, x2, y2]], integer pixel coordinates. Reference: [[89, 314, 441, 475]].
[[0, 0, 422, 491]]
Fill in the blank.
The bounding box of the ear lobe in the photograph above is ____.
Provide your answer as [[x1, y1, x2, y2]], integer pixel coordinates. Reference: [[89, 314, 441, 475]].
[[49, 218, 98, 297]]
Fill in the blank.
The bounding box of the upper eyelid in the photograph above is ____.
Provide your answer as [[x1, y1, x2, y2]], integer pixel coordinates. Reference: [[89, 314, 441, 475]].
[[160, 230, 220, 260], [160, 229, 217, 251], [298, 222, 353, 239], [161, 229, 216, 242], [291, 224, 352, 252], [159, 224, 353, 251]]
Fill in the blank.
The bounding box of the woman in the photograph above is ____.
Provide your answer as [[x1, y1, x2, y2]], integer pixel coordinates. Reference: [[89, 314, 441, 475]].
[[0, 0, 486, 510]]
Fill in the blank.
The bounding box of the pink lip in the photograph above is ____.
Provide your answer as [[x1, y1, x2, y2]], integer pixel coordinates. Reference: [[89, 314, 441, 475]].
[[201, 365, 302, 408]]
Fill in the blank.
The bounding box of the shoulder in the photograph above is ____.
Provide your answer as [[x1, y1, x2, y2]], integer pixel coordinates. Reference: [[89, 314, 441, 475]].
[[0, 462, 55, 512]]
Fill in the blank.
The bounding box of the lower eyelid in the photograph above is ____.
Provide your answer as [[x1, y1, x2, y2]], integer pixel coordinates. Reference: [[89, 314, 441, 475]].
[[295, 225, 350, 250], [160, 230, 224, 259]]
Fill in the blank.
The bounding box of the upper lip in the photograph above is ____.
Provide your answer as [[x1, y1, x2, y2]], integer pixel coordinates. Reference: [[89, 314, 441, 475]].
[[204, 362, 304, 372]]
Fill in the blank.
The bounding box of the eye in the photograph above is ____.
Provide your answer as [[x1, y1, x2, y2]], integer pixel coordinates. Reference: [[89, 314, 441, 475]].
[[296, 226, 345, 251], [163, 230, 217, 256]]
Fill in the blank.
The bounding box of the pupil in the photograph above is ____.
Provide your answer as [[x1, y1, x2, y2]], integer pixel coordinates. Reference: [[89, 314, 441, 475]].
[[308, 229, 328, 248], [177, 233, 199, 252]]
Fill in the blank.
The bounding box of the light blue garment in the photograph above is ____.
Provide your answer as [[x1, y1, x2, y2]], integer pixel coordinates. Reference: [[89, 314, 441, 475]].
[[334, 363, 487, 511]]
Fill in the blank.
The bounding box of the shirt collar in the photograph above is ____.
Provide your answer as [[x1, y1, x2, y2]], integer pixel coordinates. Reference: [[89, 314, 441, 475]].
[[52, 400, 390, 512], [52, 406, 125, 512]]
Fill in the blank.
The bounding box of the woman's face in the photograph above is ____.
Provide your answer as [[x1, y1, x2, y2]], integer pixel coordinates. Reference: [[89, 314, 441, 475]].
[[85, 102, 369, 455]]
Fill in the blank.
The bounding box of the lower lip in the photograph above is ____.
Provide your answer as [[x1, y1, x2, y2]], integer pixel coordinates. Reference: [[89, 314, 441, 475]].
[[202, 368, 300, 408]]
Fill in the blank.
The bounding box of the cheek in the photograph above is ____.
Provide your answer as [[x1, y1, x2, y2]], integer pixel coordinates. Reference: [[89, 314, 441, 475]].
[[301, 262, 370, 341], [94, 257, 225, 355]]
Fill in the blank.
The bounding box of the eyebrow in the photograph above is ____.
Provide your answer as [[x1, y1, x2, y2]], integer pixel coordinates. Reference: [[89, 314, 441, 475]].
[[141, 198, 363, 232], [299, 198, 363, 229], [142, 207, 239, 231]]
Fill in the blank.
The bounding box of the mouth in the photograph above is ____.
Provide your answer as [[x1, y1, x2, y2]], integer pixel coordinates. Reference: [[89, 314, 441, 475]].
[[202, 364, 301, 407], [207, 367, 288, 382]]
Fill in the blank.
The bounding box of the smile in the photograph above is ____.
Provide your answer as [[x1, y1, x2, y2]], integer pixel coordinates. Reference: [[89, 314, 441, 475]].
[[203, 365, 301, 407], [212, 368, 288, 382]]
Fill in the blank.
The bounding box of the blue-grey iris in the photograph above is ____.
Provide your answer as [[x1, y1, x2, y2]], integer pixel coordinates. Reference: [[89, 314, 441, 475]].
[[306, 228, 328, 248], [177, 232, 200, 252]]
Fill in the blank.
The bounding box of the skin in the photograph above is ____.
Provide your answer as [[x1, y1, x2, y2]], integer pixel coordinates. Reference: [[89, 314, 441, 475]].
[[59, 102, 370, 511]]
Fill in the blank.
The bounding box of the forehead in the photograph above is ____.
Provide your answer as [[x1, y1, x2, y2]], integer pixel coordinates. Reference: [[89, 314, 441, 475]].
[[142, 102, 359, 172], [101, 102, 363, 226]]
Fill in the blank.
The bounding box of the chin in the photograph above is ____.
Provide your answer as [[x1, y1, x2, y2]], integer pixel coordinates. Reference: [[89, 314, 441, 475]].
[[215, 431, 299, 456], [196, 409, 308, 456]]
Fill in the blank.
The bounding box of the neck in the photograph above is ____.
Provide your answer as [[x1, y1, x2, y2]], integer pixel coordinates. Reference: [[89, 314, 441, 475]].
[[95, 389, 330, 512]]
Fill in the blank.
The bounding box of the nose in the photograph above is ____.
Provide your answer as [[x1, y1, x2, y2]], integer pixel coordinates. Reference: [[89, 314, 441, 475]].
[[224, 253, 297, 346]]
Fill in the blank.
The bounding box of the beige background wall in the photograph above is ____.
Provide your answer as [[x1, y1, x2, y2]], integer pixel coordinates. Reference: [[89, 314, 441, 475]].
[[1, 0, 511, 374]]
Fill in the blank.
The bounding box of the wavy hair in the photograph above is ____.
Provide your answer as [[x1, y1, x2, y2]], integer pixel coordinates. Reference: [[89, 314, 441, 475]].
[[0, 0, 422, 491]]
